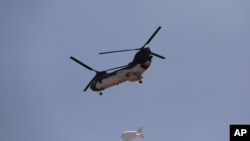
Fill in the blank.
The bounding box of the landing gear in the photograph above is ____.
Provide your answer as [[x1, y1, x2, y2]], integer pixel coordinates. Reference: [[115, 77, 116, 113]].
[[139, 80, 142, 83], [99, 92, 103, 95]]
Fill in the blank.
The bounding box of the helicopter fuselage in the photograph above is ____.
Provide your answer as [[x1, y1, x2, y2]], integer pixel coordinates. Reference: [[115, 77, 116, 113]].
[[90, 59, 151, 91]]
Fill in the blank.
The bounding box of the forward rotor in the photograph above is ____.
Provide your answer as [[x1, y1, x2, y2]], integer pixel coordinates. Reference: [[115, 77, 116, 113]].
[[142, 26, 161, 48], [99, 26, 165, 59]]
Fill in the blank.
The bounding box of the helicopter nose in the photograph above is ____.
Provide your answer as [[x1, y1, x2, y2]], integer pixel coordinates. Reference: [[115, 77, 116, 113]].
[[148, 55, 153, 60]]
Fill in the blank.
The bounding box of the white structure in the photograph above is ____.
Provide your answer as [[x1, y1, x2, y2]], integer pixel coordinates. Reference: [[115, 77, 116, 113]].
[[121, 127, 144, 141]]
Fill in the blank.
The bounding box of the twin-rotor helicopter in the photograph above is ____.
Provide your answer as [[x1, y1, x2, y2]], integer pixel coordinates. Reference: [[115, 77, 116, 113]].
[[70, 26, 165, 95]]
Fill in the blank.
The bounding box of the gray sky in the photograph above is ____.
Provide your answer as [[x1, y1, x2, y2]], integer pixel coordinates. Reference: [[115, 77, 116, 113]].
[[1, 0, 250, 141]]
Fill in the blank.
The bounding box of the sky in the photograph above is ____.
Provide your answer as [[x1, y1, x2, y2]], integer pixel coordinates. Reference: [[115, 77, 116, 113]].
[[1, 0, 250, 141]]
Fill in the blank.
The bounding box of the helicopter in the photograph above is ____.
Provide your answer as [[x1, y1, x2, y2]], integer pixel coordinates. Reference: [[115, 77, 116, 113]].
[[70, 26, 165, 95]]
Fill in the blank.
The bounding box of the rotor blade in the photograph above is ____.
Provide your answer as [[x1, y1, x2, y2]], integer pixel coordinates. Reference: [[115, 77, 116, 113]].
[[151, 52, 165, 59], [70, 56, 97, 72], [99, 49, 139, 55], [83, 75, 97, 92], [142, 26, 161, 47], [104, 65, 128, 72]]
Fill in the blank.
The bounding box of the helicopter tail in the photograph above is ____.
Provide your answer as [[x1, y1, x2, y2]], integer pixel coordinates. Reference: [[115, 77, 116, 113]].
[[136, 127, 144, 139]]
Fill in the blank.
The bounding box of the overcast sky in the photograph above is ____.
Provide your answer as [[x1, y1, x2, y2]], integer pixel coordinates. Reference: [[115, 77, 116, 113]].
[[1, 0, 250, 141]]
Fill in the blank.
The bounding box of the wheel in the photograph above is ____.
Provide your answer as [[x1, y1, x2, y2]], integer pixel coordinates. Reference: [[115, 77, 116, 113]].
[[99, 92, 103, 95], [139, 80, 142, 83]]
